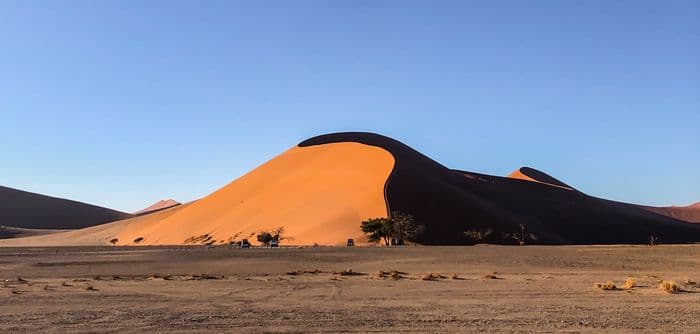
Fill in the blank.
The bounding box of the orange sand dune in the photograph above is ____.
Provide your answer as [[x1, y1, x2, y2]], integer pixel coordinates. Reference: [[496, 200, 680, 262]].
[[133, 199, 181, 215], [0, 142, 393, 247], [115, 143, 393, 246]]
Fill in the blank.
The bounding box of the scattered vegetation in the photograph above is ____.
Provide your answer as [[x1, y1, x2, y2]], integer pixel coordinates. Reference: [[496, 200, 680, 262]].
[[421, 272, 446, 281], [683, 277, 696, 286], [648, 236, 659, 246], [483, 272, 499, 279], [623, 277, 636, 289], [109, 238, 118, 245], [360, 211, 424, 245], [449, 274, 460, 280], [464, 228, 494, 244], [256, 231, 274, 246], [184, 234, 212, 245], [133, 237, 144, 244], [658, 280, 681, 294], [505, 224, 537, 246], [85, 284, 98, 291], [334, 269, 365, 276], [256, 226, 290, 246], [594, 281, 617, 290]]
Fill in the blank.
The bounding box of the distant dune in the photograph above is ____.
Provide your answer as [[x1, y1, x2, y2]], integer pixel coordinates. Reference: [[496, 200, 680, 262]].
[[133, 199, 181, 215], [0, 225, 69, 239], [639, 202, 700, 223], [0, 185, 131, 230], [2, 132, 699, 247]]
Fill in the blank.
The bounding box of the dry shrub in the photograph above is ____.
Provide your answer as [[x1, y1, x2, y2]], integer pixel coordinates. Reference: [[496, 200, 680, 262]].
[[483, 272, 499, 279], [623, 277, 636, 289], [683, 277, 696, 286], [85, 284, 98, 291], [450, 274, 460, 280], [659, 280, 681, 294], [336, 269, 364, 276], [421, 273, 444, 281], [594, 281, 617, 290], [61, 282, 73, 287]]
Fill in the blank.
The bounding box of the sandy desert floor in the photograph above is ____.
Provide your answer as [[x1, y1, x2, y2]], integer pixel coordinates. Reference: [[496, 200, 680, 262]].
[[2, 245, 700, 333]]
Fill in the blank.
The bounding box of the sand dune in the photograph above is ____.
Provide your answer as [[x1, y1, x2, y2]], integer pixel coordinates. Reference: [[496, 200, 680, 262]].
[[0, 185, 130, 230], [506, 167, 574, 190], [640, 202, 700, 223], [133, 199, 181, 215], [3, 132, 700, 247]]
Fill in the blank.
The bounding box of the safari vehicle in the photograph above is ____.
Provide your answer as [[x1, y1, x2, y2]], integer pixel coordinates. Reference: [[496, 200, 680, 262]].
[[346, 238, 355, 247], [240, 239, 251, 248], [270, 239, 279, 247]]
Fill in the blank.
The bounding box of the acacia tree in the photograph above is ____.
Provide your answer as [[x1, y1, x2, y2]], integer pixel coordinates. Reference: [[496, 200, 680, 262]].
[[361, 217, 393, 245], [256, 231, 273, 246], [360, 212, 423, 245]]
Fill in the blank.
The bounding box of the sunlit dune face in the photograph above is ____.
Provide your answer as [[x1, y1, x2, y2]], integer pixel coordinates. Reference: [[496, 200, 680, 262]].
[[507, 168, 573, 190], [115, 142, 395, 246]]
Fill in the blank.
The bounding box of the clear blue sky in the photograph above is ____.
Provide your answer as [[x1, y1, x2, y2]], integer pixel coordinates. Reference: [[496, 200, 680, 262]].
[[1, 0, 698, 212]]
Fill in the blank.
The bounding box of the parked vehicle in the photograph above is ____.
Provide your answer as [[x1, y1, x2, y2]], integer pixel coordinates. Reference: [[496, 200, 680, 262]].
[[270, 239, 279, 247], [347, 238, 355, 247], [240, 239, 251, 248]]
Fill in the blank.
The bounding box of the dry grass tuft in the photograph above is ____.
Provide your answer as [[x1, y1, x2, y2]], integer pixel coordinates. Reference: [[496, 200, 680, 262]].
[[623, 277, 636, 290], [594, 281, 617, 290], [421, 273, 445, 281], [483, 272, 499, 279], [450, 274, 460, 280], [683, 277, 696, 286], [659, 280, 681, 294], [85, 284, 98, 291], [335, 269, 365, 276]]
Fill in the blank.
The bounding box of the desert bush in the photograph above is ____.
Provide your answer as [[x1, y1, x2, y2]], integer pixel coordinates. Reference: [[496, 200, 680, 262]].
[[360, 211, 424, 245], [109, 238, 118, 245], [649, 236, 659, 246], [483, 272, 499, 279], [683, 277, 696, 286], [256, 232, 273, 246], [464, 228, 494, 244], [421, 273, 444, 281], [594, 281, 617, 290], [623, 277, 636, 289], [659, 280, 680, 293], [450, 274, 460, 280], [133, 237, 144, 244]]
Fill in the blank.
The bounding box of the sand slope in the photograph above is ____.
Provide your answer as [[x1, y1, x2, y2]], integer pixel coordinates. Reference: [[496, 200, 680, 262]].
[[0, 185, 130, 230], [133, 199, 181, 215]]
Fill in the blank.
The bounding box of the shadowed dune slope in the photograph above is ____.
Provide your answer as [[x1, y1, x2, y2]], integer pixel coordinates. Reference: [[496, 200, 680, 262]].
[[640, 203, 700, 223], [300, 132, 700, 245], [0, 186, 131, 230], [0, 226, 69, 239], [507, 167, 574, 190]]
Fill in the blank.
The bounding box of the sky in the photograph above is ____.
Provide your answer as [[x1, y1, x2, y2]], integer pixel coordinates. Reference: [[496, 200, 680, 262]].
[[0, 0, 698, 212]]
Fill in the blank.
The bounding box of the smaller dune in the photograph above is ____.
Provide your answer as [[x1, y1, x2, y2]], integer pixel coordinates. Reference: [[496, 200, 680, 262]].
[[133, 199, 181, 215], [506, 167, 574, 190]]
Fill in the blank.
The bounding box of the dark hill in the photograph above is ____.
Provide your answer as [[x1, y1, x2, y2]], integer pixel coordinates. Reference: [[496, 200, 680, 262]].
[[0, 185, 131, 230]]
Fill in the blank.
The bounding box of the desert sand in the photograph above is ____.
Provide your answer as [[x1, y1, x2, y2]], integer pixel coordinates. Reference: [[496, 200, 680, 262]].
[[132, 199, 181, 215], [2, 245, 700, 333]]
